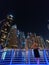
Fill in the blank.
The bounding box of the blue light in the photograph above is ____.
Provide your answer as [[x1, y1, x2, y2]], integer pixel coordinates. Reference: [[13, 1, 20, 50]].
[[0, 49, 49, 65], [1, 51, 6, 60]]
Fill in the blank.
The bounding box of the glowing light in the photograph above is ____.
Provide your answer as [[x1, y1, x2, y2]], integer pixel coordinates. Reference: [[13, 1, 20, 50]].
[[12, 25, 17, 29], [1, 51, 6, 60], [2, 35, 6, 39], [46, 40, 49, 43], [7, 14, 13, 20]]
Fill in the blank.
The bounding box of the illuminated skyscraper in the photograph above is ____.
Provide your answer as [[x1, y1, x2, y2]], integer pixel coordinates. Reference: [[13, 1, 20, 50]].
[[0, 14, 14, 48], [36, 36, 45, 49], [0, 15, 46, 49], [46, 40, 49, 49], [7, 25, 19, 49]]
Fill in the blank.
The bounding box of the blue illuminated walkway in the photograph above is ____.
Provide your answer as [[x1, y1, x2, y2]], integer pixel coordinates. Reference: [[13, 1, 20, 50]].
[[0, 49, 49, 65]]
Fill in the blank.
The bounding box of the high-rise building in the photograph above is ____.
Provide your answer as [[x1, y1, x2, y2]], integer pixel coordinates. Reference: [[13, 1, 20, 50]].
[[0, 15, 14, 48], [25, 33, 35, 49], [46, 40, 49, 49], [25, 33, 45, 49], [36, 36, 45, 49], [7, 25, 19, 49], [18, 31, 25, 49], [0, 15, 46, 49]]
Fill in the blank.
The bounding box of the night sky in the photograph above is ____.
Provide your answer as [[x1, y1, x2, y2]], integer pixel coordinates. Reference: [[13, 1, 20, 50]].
[[0, 0, 49, 39]]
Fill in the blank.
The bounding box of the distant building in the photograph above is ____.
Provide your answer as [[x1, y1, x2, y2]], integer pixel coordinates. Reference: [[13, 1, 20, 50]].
[[46, 40, 49, 49], [0, 15, 46, 49], [36, 36, 45, 49], [19, 32, 25, 49], [25, 33, 45, 49], [7, 25, 19, 49], [0, 15, 14, 48]]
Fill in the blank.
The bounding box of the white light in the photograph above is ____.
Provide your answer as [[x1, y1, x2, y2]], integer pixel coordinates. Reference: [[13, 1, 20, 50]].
[[12, 25, 17, 29], [47, 24, 49, 30], [1, 51, 6, 60], [46, 40, 49, 43], [7, 14, 13, 20], [9, 14, 13, 18]]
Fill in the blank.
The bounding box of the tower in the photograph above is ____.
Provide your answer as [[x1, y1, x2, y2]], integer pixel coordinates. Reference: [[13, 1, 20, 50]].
[[0, 14, 14, 48], [7, 25, 19, 49]]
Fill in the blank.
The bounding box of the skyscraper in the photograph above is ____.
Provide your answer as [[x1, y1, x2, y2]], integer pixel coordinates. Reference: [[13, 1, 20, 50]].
[[0, 15, 14, 48], [7, 25, 19, 49]]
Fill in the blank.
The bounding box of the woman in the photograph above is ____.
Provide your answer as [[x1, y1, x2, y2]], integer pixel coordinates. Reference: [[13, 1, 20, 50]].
[[31, 41, 40, 58], [31, 41, 40, 64]]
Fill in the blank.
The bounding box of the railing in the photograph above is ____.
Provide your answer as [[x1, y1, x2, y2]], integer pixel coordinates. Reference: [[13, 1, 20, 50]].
[[0, 49, 49, 65]]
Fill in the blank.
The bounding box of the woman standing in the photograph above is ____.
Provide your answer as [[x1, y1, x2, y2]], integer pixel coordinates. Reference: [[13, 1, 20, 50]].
[[31, 40, 40, 64]]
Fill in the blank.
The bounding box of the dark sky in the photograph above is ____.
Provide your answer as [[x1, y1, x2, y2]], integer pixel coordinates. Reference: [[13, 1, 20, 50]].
[[0, 0, 49, 39]]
